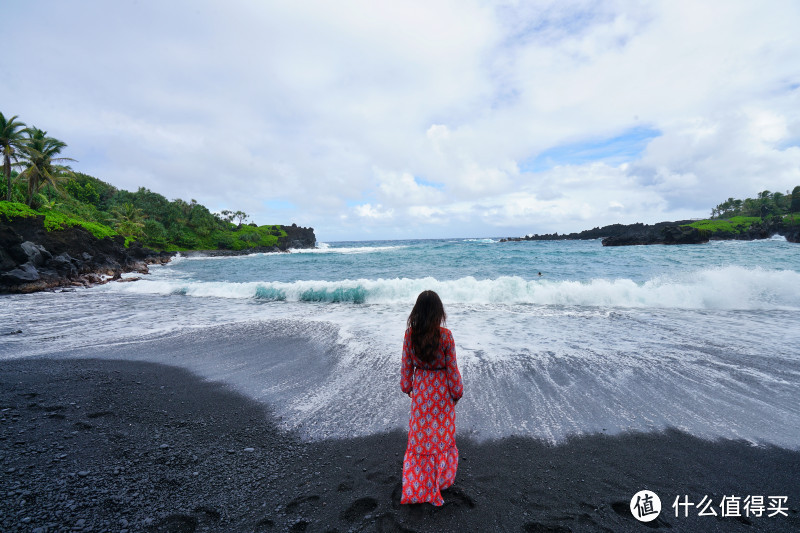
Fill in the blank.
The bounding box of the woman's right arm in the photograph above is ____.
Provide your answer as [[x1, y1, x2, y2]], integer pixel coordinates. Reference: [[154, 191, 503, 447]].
[[400, 329, 414, 395]]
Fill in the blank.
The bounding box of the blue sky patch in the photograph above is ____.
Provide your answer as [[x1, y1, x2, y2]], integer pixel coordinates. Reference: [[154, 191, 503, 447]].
[[416, 177, 444, 190], [520, 126, 661, 172]]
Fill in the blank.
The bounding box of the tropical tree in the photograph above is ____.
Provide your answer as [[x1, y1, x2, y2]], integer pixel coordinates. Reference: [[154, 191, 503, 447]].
[[16, 127, 75, 208], [219, 209, 234, 223], [218, 209, 249, 225], [1, 112, 27, 202], [111, 202, 146, 238], [791, 186, 800, 222], [35, 192, 60, 210]]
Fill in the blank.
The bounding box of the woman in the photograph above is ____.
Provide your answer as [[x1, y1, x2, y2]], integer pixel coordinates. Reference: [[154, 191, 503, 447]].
[[400, 290, 464, 506]]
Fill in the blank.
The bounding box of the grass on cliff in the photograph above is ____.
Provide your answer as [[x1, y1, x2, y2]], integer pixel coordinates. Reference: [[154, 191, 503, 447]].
[[684, 217, 761, 234], [229, 224, 286, 250], [0, 201, 118, 240], [159, 224, 287, 252]]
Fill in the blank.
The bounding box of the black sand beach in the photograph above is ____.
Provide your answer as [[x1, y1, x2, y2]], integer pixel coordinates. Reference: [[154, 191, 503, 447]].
[[1, 357, 799, 532]]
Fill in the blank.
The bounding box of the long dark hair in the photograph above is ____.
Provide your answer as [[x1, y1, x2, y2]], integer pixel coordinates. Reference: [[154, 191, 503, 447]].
[[407, 290, 447, 363]]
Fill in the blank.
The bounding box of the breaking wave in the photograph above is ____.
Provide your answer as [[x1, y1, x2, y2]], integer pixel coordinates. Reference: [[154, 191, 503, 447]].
[[104, 266, 800, 310], [287, 243, 407, 254]]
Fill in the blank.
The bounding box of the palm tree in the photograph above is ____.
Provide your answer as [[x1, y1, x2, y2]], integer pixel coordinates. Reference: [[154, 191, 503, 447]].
[[16, 127, 75, 208], [0, 112, 27, 201], [111, 202, 146, 238]]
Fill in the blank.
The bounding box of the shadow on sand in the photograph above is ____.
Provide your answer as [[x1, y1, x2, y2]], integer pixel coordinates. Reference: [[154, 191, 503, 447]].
[[1, 357, 798, 532]]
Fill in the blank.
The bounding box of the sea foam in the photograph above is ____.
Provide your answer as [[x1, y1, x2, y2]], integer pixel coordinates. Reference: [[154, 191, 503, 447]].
[[104, 266, 800, 310]]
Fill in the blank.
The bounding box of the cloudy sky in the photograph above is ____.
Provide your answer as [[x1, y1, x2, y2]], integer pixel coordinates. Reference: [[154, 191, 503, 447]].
[[3, 1, 799, 241]]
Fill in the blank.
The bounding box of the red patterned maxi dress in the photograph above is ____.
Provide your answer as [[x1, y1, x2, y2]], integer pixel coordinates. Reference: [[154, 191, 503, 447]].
[[400, 326, 464, 506]]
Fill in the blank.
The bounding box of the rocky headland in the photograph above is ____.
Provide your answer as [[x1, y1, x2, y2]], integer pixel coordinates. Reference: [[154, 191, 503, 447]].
[[183, 223, 316, 258], [501, 217, 800, 246], [0, 214, 174, 294], [0, 215, 316, 294]]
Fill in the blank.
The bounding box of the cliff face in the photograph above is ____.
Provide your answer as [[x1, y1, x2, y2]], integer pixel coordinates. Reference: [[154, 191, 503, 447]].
[[600, 225, 709, 246], [0, 215, 173, 294], [278, 224, 315, 250]]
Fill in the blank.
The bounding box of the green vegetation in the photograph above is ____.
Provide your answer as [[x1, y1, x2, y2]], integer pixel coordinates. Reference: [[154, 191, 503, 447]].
[[685, 216, 762, 234], [791, 186, 800, 220], [688, 187, 800, 235], [17, 127, 75, 207], [711, 189, 797, 219], [0, 201, 117, 240], [1, 111, 289, 251], [1, 113, 27, 202]]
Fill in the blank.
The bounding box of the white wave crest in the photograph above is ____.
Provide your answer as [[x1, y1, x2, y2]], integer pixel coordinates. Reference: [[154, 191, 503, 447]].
[[167, 252, 187, 265], [287, 244, 407, 254], [179, 252, 273, 262], [102, 266, 800, 310]]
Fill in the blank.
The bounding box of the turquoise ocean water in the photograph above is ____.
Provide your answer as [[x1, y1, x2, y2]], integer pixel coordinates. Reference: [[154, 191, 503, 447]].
[[2, 237, 800, 447]]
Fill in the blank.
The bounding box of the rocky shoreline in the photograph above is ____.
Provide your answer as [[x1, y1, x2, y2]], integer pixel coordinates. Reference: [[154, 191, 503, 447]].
[[0, 215, 174, 294], [501, 218, 800, 246], [0, 216, 316, 294]]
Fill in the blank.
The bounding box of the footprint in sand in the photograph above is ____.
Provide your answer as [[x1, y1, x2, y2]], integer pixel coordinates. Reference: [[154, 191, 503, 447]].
[[192, 506, 220, 522], [341, 497, 379, 522], [150, 513, 198, 532], [253, 517, 274, 531], [87, 410, 114, 419], [441, 486, 476, 509], [366, 471, 398, 485], [288, 520, 309, 532], [284, 494, 321, 514], [523, 522, 572, 533], [374, 512, 417, 532]]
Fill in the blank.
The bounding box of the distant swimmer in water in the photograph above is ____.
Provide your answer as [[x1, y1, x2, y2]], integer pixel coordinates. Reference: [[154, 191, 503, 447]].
[[537, 272, 543, 277]]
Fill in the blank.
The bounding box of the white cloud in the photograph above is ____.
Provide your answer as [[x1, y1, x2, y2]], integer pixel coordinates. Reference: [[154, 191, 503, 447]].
[[375, 169, 445, 205], [354, 203, 394, 219], [1, 0, 799, 240]]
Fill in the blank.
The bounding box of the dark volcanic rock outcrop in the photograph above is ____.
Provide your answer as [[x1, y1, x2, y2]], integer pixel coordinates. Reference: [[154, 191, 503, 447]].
[[278, 223, 316, 250], [0, 214, 173, 293], [601, 225, 709, 246], [502, 217, 799, 245], [502, 220, 698, 243]]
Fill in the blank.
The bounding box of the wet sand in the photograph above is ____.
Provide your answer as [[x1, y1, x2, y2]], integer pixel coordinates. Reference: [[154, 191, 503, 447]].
[[1, 357, 798, 532]]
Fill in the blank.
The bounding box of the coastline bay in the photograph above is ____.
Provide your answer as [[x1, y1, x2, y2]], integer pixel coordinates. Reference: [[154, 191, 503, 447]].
[[2, 237, 800, 531]]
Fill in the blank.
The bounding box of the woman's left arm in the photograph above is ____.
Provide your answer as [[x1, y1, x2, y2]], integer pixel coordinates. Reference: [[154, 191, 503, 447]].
[[445, 330, 463, 402]]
